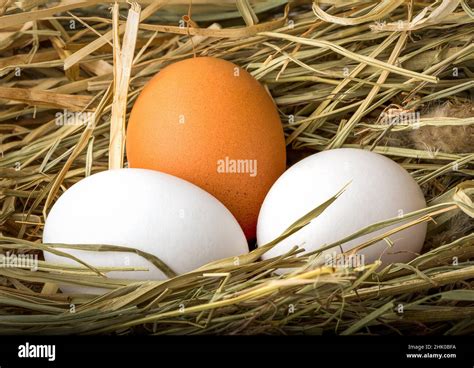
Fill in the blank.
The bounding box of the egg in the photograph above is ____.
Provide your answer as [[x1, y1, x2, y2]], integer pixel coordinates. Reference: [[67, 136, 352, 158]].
[[43, 169, 248, 294], [126, 57, 286, 240], [257, 148, 427, 267]]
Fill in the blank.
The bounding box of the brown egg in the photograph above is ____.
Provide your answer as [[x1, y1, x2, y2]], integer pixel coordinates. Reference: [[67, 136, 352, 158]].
[[126, 57, 286, 239]]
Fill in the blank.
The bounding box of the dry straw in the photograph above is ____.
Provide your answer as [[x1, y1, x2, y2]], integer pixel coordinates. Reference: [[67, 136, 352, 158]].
[[0, 0, 473, 335]]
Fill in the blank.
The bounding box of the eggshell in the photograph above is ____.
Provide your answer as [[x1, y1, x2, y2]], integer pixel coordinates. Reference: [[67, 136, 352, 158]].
[[126, 57, 286, 240], [257, 148, 427, 267], [43, 169, 248, 294]]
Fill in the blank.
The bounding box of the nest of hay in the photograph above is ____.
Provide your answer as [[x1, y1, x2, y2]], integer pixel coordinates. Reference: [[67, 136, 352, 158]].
[[0, 0, 473, 335]]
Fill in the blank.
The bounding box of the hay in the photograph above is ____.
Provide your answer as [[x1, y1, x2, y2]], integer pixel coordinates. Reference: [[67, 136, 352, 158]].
[[0, 0, 473, 335]]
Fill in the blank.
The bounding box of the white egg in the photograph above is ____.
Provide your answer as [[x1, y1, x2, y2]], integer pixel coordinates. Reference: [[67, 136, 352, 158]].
[[257, 148, 427, 268], [43, 168, 248, 294]]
